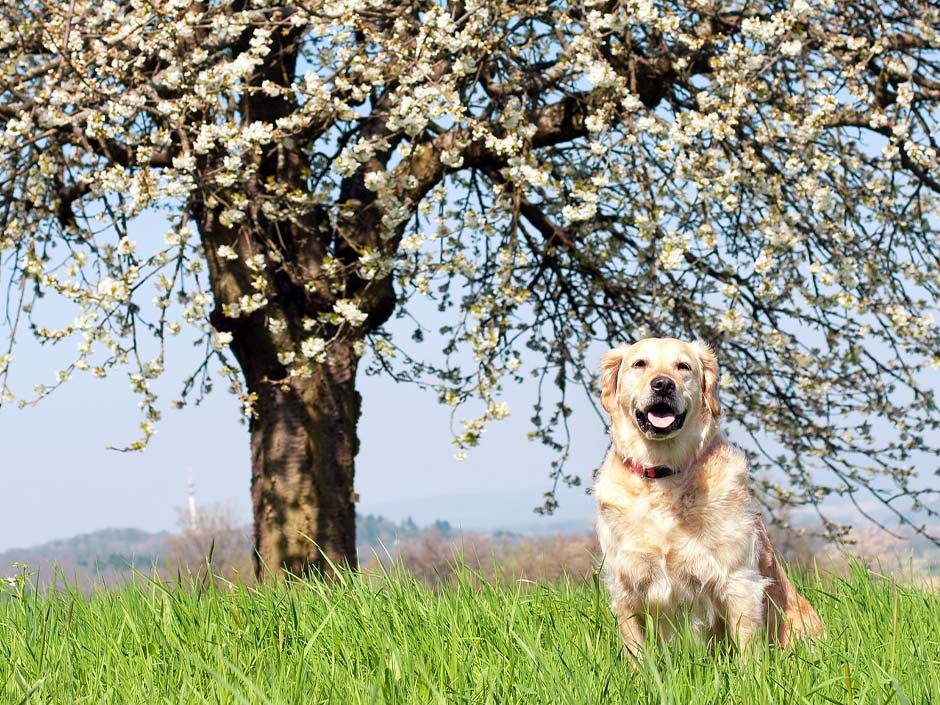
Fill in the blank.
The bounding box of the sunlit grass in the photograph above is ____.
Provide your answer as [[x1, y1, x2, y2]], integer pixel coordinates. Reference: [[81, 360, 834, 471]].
[[1, 562, 937, 704]]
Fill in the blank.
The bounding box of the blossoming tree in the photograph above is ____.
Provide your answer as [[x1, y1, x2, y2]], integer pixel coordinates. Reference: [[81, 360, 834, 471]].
[[2, 0, 938, 576]]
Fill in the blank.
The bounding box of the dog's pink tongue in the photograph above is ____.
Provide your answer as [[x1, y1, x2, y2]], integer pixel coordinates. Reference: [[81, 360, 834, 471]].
[[647, 410, 676, 429]]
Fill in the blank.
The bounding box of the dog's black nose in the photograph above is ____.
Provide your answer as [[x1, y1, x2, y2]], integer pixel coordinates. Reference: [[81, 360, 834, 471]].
[[650, 376, 675, 394]]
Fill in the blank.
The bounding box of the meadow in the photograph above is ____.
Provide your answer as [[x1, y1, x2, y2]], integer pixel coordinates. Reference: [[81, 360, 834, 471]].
[[1, 563, 937, 704]]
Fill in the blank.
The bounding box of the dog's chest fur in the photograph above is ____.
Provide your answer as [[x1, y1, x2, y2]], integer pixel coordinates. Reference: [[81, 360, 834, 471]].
[[596, 441, 761, 624]]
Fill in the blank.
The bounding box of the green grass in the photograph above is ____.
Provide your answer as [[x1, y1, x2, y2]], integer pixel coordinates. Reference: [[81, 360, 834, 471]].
[[1, 563, 937, 704]]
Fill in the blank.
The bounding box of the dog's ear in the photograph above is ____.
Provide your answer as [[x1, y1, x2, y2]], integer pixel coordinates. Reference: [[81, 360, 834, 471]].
[[600, 347, 626, 414], [693, 341, 721, 418]]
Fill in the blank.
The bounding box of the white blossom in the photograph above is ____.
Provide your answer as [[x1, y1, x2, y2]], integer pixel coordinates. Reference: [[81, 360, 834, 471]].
[[217, 245, 239, 260], [301, 337, 327, 360], [333, 300, 368, 327]]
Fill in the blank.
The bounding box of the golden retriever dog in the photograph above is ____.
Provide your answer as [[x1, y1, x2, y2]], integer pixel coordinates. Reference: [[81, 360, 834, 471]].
[[594, 337, 824, 658]]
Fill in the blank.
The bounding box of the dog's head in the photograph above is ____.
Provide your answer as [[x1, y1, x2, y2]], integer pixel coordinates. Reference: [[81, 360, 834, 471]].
[[600, 338, 720, 467]]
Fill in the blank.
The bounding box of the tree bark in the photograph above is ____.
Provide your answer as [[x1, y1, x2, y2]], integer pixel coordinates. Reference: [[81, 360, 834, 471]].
[[246, 338, 361, 578]]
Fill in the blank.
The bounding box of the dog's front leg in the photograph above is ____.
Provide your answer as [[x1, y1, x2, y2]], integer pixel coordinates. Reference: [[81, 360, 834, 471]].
[[726, 609, 761, 652], [611, 599, 646, 660], [722, 571, 767, 654]]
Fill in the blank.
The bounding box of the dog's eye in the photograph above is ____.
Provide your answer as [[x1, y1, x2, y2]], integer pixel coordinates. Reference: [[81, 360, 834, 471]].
[[677, 361, 691, 371], [632, 359, 646, 369]]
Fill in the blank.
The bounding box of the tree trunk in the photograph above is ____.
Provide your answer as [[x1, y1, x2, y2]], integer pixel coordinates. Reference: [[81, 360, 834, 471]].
[[246, 338, 361, 578], [196, 201, 377, 579]]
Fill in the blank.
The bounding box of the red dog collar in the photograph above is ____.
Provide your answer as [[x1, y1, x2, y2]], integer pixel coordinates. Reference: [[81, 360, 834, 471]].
[[623, 458, 675, 479]]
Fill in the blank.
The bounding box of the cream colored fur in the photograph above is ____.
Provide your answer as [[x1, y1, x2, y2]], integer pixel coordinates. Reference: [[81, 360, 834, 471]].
[[594, 338, 824, 658]]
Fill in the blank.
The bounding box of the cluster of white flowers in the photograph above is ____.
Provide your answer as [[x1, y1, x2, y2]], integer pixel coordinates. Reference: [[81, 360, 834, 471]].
[[301, 336, 327, 361], [333, 300, 368, 327]]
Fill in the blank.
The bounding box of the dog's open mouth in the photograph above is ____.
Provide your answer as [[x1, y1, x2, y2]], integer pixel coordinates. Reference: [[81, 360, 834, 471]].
[[635, 402, 687, 436]]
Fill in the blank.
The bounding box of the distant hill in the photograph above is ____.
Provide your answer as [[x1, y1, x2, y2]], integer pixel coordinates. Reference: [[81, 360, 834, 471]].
[[0, 527, 172, 586], [358, 514, 455, 549]]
